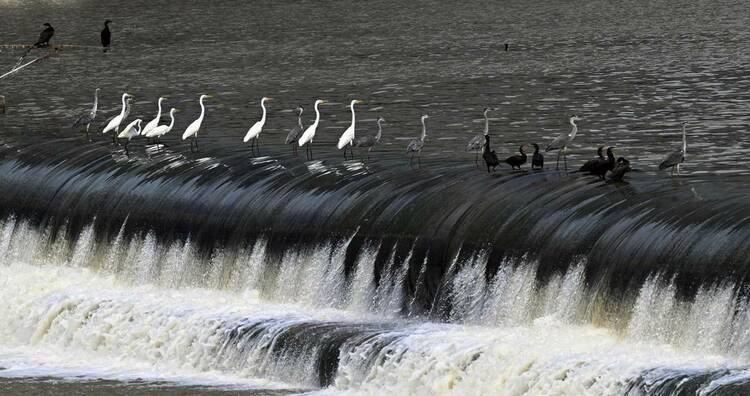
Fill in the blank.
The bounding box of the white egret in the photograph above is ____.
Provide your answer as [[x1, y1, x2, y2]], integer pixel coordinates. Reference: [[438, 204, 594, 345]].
[[659, 121, 688, 175], [354, 116, 385, 160], [117, 118, 142, 155], [71, 88, 99, 141], [103, 93, 134, 144], [141, 96, 167, 139], [545, 115, 582, 171], [182, 94, 211, 152], [298, 99, 326, 160], [145, 108, 178, 151], [243, 96, 273, 154], [406, 115, 429, 168], [285, 105, 304, 155], [466, 108, 491, 166], [337, 99, 364, 160]]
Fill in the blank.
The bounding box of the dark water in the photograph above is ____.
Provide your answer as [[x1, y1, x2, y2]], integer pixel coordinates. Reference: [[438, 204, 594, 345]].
[[2, 0, 750, 174], [3, 0, 750, 394]]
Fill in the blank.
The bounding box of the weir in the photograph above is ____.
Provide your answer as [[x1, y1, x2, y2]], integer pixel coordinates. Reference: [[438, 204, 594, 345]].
[[1, 136, 750, 393]]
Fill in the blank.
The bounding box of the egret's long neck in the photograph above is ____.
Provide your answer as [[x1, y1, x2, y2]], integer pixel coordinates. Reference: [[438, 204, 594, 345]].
[[569, 119, 578, 138], [156, 99, 163, 119], [198, 97, 206, 122], [313, 103, 321, 126], [260, 100, 267, 124], [168, 111, 176, 128], [682, 125, 687, 154], [119, 95, 127, 117], [297, 109, 303, 128], [483, 112, 489, 135], [421, 119, 427, 140], [350, 102, 357, 129], [92, 91, 98, 113], [376, 120, 383, 140]]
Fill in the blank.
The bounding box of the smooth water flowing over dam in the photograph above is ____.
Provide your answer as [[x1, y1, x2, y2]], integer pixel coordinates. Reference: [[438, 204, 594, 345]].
[[1, 136, 750, 394]]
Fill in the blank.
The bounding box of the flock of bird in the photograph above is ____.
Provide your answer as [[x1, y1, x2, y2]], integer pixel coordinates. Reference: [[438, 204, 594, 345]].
[[26, 21, 687, 179], [71, 89, 690, 179]]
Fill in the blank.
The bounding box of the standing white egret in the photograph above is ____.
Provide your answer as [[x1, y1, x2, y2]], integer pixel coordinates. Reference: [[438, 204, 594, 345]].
[[466, 108, 491, 166], [354, 116, 385, 160], [407, 115, 429, 168], [71, 88, 100, 141], [243, 96, 273, 154], [141, 96, 167, 139], [117, 118, 142, 155], [182, 94, 211, 152], [337, 99, 364, 160], [285, 105, 304, 155], [103, 93, 134, 144], [545, 115, 582, 171], [298, 99, 326, 160], [145, 108, 178, 151], [659, 121, 688, 175]]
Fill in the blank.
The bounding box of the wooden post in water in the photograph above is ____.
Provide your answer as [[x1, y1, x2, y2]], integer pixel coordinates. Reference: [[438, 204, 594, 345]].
[[0, 95, 5, 114]]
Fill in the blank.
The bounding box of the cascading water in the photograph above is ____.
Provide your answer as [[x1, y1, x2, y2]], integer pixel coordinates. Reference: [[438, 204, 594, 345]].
[[2, 135, 750, 394]]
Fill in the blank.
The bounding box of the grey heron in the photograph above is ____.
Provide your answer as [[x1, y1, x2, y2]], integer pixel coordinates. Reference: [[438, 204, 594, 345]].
[[337, 99, 365, 160], [298, 99, 327, 160], [71, 88, 99, 141], [244, 96, 273, 154], [659, 122, 688, 175], [545, 115, 582, 171], [182, 94, 211, 152], [466, 108, 490, 166], [354, 116, 385, 160], [406, 115, 429, 167], [285, 105, 304, 155]]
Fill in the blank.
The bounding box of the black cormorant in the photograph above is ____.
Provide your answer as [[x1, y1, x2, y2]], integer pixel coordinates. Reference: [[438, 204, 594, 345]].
[[34, 23, 54, 48], [505, 145, 527, 170], [531, 143, 544, 169], [609, 157, 631, 181], [101, 20, 112, 52], [590, 146, 615, 180], [579, 145, 605, 173], [482, 135, 500, 173]]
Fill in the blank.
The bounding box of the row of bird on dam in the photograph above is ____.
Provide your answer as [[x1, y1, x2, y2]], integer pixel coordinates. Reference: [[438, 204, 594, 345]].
[[70, 89, 689, 179]]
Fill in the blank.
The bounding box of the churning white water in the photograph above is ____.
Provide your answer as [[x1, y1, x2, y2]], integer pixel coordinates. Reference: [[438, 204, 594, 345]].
[[1, 215, 749, 394]]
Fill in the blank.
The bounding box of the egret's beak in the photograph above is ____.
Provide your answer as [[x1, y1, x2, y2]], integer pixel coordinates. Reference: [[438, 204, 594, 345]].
[[205, 95, 214, 98], [356, 100, 365, 104], [320, 100, 328, 104]]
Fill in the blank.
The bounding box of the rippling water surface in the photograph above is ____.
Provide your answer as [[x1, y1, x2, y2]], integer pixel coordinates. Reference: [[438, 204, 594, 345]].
[[2, 0, 750, 173], [2, 1, 750, 395]]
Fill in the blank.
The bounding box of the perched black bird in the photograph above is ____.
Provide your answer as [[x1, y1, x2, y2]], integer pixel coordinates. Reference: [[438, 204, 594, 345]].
[[608, 157, 631, 181], [505, 145, 527, 170], [101, 20, 112, 52], [482, 135, 500, 173], [579, 145, 605, 173], [34, 23, 55, 48], [531, 143, 544, 169], [590, 146, 615, 180]]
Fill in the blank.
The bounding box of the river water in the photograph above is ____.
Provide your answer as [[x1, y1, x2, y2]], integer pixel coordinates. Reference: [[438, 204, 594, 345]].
[[1, 0, 750, 394]]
